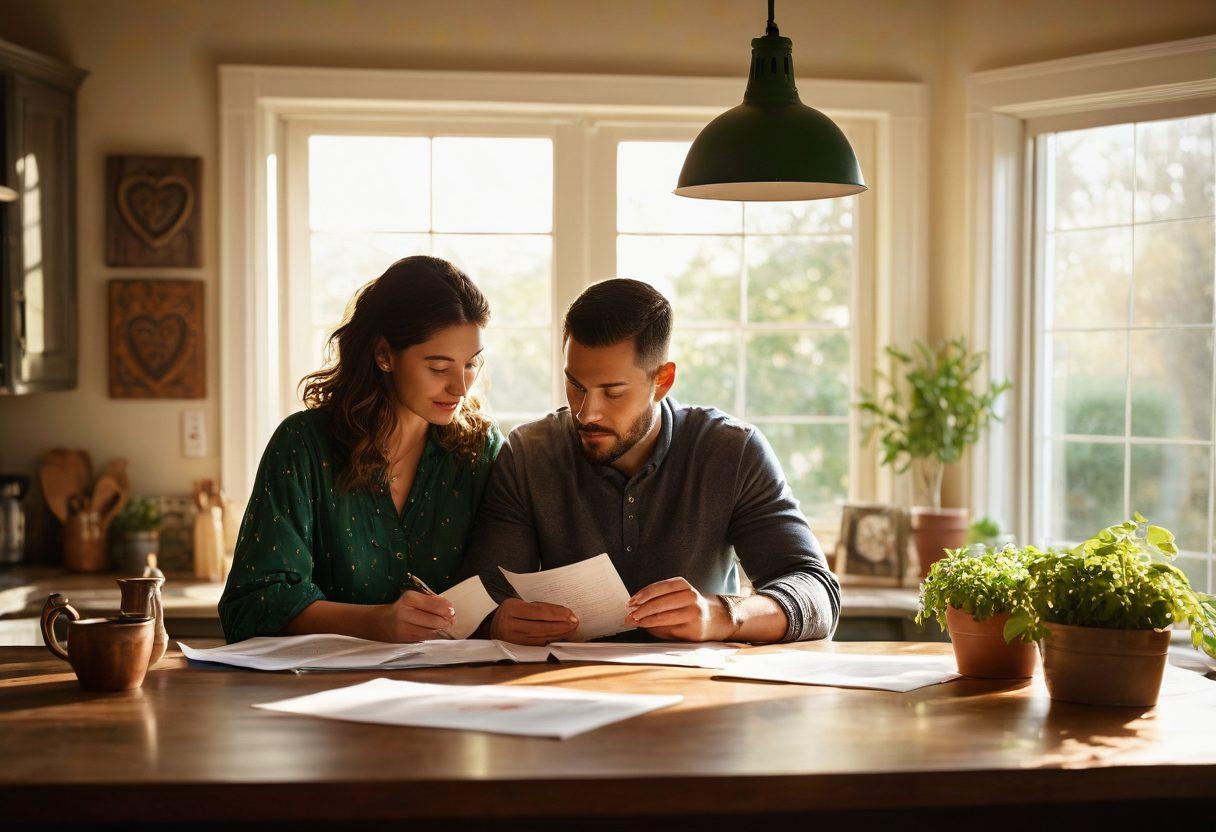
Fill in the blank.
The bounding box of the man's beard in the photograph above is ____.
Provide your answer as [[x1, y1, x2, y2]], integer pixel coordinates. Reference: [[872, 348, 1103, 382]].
[[574, 406, 656, 466]]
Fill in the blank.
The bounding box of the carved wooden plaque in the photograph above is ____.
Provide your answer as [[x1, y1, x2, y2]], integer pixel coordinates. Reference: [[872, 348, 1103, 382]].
[[106, 155, 201, 267], [108, 279, 204, 399]]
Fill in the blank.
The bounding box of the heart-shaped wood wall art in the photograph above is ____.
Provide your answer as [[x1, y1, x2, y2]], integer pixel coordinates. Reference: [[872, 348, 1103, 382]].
[[109, 279, 204, 399], [117, 174, 195, 249], [106, 155, 201, 268]]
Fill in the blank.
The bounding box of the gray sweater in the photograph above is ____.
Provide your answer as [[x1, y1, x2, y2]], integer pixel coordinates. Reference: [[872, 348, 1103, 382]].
[[461, 398, 841, 642]]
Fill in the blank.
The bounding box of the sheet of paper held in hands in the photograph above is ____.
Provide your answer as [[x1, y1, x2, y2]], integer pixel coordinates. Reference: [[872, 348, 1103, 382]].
[[253, 677, 682, 739], [500, 553, 634, 641], [434, 574, 498, 640], [717, 650, 962, 693]]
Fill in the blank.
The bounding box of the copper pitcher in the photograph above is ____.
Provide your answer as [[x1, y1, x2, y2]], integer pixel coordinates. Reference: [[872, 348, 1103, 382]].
[[41, 594, 153, 691], [117, 576, 168, 665]]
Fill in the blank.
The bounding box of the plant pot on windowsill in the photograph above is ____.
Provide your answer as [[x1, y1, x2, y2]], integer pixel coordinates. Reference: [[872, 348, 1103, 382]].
[[912, 507, 970, 578]]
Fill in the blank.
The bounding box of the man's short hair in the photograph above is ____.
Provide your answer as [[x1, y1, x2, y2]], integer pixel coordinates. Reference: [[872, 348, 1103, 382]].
[[563, 278, 672, 371]]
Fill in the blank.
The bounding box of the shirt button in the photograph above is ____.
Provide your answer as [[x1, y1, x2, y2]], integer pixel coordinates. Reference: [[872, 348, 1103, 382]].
[[628, 514, 634, 520], [627, 496, 635, 503], [626, 546, 633, 552]]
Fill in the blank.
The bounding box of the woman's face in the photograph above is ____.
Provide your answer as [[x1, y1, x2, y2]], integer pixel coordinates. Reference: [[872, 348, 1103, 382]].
[[376, 323, 484, 426]]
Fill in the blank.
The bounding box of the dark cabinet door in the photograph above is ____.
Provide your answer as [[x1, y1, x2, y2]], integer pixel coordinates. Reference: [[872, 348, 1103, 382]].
[[3, 74, 76, 393]]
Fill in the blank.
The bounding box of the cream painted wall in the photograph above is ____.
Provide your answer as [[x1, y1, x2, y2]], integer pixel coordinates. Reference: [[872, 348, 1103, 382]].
[[0, 0, 1213, 509]]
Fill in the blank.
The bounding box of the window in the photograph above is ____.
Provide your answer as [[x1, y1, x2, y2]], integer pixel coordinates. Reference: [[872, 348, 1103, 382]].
[[615, 139, 858, 522], [1032, 112, 1216, 592], [221, 67, 924, 516], [284, 118, 873, 529], [290, 129, 556, 429]]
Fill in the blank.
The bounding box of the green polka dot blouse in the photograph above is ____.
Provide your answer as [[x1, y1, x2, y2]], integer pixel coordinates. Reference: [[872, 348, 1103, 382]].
[[218, 409, 503, 643]]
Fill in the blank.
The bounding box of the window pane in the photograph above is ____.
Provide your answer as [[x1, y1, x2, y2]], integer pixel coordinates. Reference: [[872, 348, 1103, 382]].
[[481, 328, 551, 415], [617, 141, 742, 233], [744, 198, 854, 235], [1129, 329, 1213, 440], [671, 330, 736, 410], [746, 235, 851, 325], [1131, 218, 1215, 326], [745, 331, 850, 418], [309, 136, 430, 232], [1050, 124, 1133, 232], [310, 233, 430, 329], [1129, 443, 1210, 551], [1134, 114, 1215, 223], [761, 423, 849, 520], [616, 235, 741, 324], [432, 137, 552, 233], [1048, 440, 1125, 543], [432, 234, 551, 326], [1176, 556, 1211, 594], [1046, 228, 1130, 328], [1047, 331, 1126, 436]]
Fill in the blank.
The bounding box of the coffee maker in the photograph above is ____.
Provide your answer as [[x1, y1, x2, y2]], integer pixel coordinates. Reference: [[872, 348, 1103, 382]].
[[0, 474, 30, 564]]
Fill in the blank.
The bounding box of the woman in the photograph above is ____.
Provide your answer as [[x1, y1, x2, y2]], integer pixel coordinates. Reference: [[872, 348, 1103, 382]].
[[219, 256, 503, 643]]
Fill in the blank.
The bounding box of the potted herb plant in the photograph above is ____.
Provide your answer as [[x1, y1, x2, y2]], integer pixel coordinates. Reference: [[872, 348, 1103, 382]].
[[1006, 515, 1216, 707], [111, 496, 161, 575], [858, 337, 1010, 576], [916, 544, 1038, 678]]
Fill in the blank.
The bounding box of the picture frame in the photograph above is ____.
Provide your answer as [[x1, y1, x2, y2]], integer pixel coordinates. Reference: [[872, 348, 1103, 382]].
[[106, 155, 201, 267], [108, 278, 205, 399], [835, 502, 911, 586]]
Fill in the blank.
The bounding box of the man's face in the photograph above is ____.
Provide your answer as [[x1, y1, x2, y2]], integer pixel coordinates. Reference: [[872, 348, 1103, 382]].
[[563, 338, 662, 466]]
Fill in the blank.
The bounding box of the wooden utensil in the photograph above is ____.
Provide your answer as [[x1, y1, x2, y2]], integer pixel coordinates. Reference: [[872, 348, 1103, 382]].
[[60, 449, 93, 500], [91, 473, 129, 533], [38, 461, 78, 523]]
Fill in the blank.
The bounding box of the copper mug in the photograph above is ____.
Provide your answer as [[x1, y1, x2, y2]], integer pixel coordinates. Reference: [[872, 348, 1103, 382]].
[[41, 594, 154, 691]]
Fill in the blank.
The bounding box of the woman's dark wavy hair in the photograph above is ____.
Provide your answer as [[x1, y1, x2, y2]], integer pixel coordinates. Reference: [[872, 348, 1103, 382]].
[[300, 255, 493, 492]]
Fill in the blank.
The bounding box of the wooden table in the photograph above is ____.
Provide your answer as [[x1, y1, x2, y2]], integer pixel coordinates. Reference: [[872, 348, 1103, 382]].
[[2, 641, 1214, 828]]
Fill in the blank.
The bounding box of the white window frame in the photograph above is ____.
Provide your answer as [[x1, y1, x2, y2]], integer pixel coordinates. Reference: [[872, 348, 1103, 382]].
[[967, 35, 1216, 547], [219, 66, 928, 518]]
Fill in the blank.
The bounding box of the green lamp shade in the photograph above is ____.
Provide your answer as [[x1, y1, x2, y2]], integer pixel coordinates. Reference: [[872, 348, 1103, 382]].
[[676, 34, 866, 202]]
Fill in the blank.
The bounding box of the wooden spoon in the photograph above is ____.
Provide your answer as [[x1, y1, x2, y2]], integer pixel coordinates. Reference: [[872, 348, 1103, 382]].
[[39, 462, 77, 523], [91, 473, 129, 532]]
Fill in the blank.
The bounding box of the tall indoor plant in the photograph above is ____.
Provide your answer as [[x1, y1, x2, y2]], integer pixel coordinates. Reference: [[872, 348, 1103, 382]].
[[858, 337, 1010, 576], [1006, 515, 1216, 707]]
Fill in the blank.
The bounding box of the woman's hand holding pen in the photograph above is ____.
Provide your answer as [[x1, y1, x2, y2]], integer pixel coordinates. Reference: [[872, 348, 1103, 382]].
[[377, 589, 456, 642]]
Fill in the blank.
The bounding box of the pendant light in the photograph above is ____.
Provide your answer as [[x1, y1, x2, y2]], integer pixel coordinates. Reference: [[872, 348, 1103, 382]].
[[675, 0, 866, 202]]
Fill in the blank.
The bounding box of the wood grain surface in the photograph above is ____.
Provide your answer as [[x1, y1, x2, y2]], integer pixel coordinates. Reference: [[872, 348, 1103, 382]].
[[1, 640, 1214, 825]]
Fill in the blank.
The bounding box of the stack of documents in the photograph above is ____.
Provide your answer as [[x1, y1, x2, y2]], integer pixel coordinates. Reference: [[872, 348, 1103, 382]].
[[253, 677, 682, 739], [718, 650, 961, 692], [180, 635, 740, 672]]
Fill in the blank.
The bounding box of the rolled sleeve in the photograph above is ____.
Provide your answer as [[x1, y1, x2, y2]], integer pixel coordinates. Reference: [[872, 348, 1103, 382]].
[[728, 428, 842, 642]]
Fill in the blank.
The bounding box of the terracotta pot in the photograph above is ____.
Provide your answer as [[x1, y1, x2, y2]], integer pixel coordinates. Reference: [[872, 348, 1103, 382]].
[[946, 606, 1037, 679], [911, 507, 969, 577], [1040, 622, 1171, 707]]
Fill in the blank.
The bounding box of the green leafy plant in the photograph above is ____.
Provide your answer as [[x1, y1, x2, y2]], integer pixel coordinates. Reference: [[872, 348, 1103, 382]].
[[858, 337, 1010, 508], [112, 497, 161, 534], [966, 516, 1002, 546], [915, 544, 1036, 641], [1005, 514, 1216, 658]]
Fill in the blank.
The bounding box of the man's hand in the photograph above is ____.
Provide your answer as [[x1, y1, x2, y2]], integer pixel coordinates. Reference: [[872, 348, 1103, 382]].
[[489, 597, 579, 645], [626, 577, 734, 642], [379, 590, 457, 642]]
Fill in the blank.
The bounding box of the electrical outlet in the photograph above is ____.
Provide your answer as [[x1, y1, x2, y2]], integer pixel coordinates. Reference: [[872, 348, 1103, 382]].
[[182, 410, 207, 458]]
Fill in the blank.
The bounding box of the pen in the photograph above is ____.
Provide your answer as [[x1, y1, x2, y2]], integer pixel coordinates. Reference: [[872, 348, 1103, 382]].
[[406, 572, 455, 639], [406, 572, 438, 596]]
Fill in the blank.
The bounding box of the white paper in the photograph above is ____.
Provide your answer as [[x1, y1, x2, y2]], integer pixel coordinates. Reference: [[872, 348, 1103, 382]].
[[549, 641, 740, 669], [253, 677, 682, 739], [718, 650, 961, 692], [1160, 664, 1216, 698], [501, 553, 634, 641], [179, 636, 521, 672], [436, 575, 498, 640]]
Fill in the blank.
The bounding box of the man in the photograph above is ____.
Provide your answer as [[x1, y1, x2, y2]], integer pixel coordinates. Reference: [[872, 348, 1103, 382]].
[[463, 278, 840, 645]]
